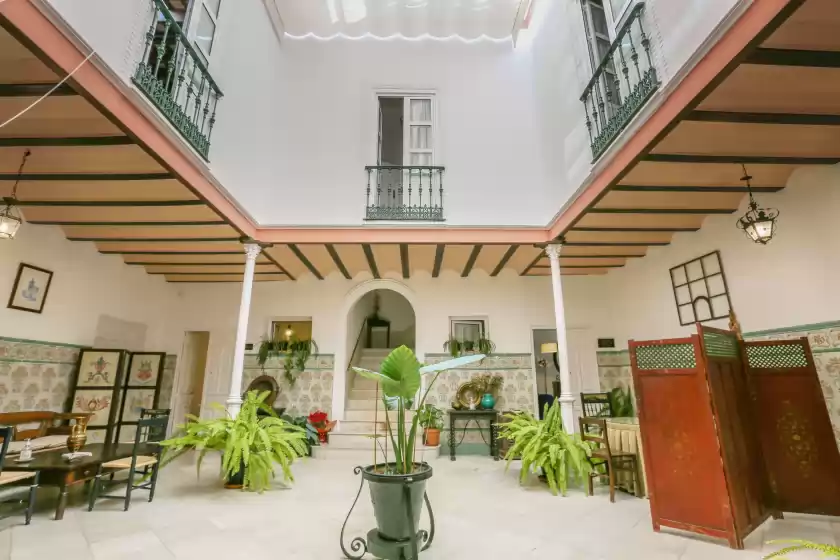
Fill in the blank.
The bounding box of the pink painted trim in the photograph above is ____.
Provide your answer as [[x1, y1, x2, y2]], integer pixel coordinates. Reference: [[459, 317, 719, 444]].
[[547, 0, 796, 239], [1, 0, 257, 238], [257, 227, 546, 244]]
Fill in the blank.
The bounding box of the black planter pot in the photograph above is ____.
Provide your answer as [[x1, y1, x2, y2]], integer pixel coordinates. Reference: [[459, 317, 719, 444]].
[[363, 463, 432, 541], [224, 459, 246, 489]]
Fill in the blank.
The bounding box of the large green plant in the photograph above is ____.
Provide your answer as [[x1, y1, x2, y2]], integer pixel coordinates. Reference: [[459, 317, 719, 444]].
[[497, 399, 593, 496], [256, 337, 319, 386], [608, 385, 635, 417], [764, 541, 840, 558], [353, 346, 484, 474], [159, 391, 307, 492], [418, 404, 444, 431], [443, 337, 495, 358]]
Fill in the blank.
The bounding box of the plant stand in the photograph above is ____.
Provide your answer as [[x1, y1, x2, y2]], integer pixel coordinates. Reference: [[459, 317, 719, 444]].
[[340, 466, 435, 560]]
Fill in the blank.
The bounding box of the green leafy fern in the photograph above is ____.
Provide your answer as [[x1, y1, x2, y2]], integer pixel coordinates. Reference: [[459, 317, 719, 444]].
[[764, 540, 840, 559]]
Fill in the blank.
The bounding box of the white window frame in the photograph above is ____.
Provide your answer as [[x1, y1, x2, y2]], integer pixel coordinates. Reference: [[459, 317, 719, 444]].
[[449, 317, 488, 343], [373, 89, 438, 168], [185, 0, 223, 65], [604, 0, 636, 32]]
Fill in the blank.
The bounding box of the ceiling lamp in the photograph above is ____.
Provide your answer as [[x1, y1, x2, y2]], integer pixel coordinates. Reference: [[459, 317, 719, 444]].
[[0, 150, 31, 240], [736, 164, 778, 245]]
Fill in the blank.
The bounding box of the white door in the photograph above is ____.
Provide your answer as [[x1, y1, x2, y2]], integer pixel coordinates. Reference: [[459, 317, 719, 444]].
[[171, 331, 210, 431], [567, 328, 600, 428]]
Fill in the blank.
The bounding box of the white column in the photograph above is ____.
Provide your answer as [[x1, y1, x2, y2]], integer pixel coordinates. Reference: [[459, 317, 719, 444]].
[[226, 243, 262, 417], [545, 244, 575, 433]]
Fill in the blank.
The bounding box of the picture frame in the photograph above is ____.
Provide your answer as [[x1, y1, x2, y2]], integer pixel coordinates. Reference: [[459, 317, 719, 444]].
[[69, 349, 127, 444], [115, 352, 165, 442], [7, 263, 53, 314]]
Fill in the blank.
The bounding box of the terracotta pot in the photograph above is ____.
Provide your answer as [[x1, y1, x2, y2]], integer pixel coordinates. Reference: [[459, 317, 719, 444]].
[[423, 428, 441, 447]]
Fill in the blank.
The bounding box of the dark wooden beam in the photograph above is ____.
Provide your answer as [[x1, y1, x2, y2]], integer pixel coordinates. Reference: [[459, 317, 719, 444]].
[[29, 220, 225, 226], [571, 226, 700, 232], [490, 245, 519, 277], [563, 241, 669, 247], [644, 153, 840, 165], [69, 237, 239, 243], [613, 185, 783, 193], [0, 83, 75, 97], [13, 200, 204, 207], [261, 251, 295, 281], [746, 48, 840, 69], [589, 208, 737, 214], [0, 136, 133, 147], [461, 245, 482, 278], [400, 244, 410, 279], [686, 111, 840, 126], [432, 244, 445, 278], [288, 244, 323, 280], [362, 244, 380, 279], [0, 172, 171, 181], [520, 251, 546, 276], [325, 244, 351, 279]]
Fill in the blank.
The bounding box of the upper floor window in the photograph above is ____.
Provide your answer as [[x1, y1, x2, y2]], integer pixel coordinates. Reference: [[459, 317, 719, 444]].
[[377, 94, 435, 167], [580, 0, 636, 69], [186, 0, 222, 64]]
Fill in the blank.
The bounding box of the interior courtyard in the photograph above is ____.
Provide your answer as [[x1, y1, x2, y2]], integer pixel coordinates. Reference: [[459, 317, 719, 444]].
[[0, 0, 838, 558]]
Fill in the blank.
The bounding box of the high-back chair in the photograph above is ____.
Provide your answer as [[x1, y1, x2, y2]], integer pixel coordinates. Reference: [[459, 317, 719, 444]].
[[580, 392, 613, 418], [139, 408, 171, 442], [579, 417, 639, 503], [88, 416, 168, 512], [0, 425, 39, 524]]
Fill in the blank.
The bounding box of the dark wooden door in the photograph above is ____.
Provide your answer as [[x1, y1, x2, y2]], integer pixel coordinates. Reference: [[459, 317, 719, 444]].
[[630, 338, 736, 544], [744, 339, 840, 516]]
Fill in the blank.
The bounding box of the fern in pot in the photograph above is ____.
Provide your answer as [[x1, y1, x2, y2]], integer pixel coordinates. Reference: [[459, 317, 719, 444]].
[[348, 346, 484, 552], [159, 391, 307, 492]]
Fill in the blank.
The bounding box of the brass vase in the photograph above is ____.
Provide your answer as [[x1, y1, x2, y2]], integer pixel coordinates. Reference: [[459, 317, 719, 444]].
[[67, 421, 88, 453]]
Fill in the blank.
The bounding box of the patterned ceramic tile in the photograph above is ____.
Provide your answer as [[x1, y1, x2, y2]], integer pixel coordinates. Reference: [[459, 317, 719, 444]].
[[241, 354, 334, 418], [0, 337, 80, 414], [597, 351, 632, 392]]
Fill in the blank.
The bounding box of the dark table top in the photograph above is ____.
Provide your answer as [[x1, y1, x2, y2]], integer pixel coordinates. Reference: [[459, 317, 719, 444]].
[[448, 409, 499, 415], [2, 443, 154, 472]]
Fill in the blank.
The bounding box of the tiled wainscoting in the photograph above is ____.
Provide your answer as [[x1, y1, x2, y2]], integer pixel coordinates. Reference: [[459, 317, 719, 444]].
[[745, 320, 840, 448], [424, 353, 536, 454], [0, 337, 82, 413], [596, 350, 632, 393], [241, 354, 335, 418]]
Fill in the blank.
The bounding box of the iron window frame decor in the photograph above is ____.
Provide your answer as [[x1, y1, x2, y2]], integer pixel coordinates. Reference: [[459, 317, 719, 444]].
[[669, 250, 733, 327]]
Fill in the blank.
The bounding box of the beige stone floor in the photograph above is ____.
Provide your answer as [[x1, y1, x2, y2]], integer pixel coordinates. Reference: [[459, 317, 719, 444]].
[[0, 454, 837, 559]]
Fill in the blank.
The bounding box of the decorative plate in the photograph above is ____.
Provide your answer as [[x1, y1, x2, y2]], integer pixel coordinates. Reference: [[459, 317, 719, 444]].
[[456, 381, 481, 410]]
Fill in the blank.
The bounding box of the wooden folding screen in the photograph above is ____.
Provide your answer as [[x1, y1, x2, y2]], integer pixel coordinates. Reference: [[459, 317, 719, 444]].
[[743, 339, 840, 516], [629, 336, 746, 548]]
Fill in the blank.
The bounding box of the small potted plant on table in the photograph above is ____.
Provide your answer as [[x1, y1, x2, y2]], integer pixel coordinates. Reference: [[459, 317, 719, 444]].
[[418, 404, 444, 447]]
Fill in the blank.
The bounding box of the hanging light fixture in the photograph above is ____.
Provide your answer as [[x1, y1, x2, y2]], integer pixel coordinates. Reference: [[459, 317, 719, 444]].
[[736, 164, 779, 245], [0, 150, 32, 240]]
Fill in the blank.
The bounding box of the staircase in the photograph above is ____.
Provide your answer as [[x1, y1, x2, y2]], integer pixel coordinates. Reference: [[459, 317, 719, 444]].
[[313, 348, 441, 462]]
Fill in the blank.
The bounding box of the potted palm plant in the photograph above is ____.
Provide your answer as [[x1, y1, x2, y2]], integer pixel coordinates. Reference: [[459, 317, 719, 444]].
[[417, 404, 444, 447], [159, 391, 307, 492], [348, 346, 484, 555]]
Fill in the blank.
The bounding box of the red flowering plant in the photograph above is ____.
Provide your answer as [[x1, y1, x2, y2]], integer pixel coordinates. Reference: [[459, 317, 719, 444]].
[[308, 410, 336, 443]]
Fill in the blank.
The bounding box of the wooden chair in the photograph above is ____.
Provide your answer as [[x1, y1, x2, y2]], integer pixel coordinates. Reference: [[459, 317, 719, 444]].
[[88, 416, 167, 512], [0, 425, 39, 524], [579, 417, 639, 503], [139, 408, 171, 442], [580, 392, 613, 418]]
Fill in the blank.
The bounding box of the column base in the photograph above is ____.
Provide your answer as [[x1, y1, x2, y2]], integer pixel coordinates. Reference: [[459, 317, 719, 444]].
[[226, 396, 243, 417], [558, 394, 576, 433]]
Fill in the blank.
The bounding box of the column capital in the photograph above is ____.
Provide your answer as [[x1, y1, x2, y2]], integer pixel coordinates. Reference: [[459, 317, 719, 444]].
[[243, 243, 261, 260], [545, 244, 563, 260]]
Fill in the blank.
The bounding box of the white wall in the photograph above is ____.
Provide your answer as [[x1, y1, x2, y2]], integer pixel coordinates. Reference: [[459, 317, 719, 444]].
[[597, 165, 840, 347], [0, 223, 177, 351]]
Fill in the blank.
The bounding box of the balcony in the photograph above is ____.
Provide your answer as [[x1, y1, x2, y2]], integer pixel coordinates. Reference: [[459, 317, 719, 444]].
[[365, 166, 446, 222], [133, 0, 223, 159], [581, 2, 659, 161]]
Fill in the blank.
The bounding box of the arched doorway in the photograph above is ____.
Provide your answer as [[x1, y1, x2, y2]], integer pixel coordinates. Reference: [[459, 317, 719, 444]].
[[332, 280, 418, 420]]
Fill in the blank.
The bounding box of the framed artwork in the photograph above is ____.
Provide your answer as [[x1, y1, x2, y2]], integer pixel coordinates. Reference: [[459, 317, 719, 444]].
[[69, 349, 127, 444], [115, 352, 165, 442], [7, 263, 53, 314], [669, 250, 733, 326]]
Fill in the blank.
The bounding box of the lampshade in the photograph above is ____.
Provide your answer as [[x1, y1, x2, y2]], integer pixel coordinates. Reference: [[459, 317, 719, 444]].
[[0, 201, 22, 240], [540, 342, 558, 354]]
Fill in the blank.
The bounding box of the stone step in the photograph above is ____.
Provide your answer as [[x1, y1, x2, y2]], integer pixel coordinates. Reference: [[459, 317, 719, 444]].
[[312, 444, 441, 462], [339, 419, 414, 434], [349, 377, 379, 390], [344, 409, 416, 422], [349, 389, 379, 400]]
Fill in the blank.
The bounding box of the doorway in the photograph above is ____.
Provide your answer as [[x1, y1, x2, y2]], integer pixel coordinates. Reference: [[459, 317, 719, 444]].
[[531, 328, 600, 422], [172, 331, 210, 430]]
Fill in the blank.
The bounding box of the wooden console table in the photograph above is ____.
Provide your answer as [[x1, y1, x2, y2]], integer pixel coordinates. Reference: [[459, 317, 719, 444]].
[[447, 409, 499, 461]]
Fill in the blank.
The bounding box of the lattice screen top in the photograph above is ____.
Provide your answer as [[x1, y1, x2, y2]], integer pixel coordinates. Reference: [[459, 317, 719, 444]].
[[670, 251, 732, 326], [746, 344, 808, 369], [634, 343, 697, 370], [703, 331, 739, 359]]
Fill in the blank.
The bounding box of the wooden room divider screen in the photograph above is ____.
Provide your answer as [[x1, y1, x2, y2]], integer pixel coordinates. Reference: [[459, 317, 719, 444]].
[[629, 325, 840, 549]]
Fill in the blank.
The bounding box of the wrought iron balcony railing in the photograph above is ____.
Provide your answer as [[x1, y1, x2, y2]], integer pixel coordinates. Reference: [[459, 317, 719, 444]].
[[581, 2, 659, 161], [365, 166, 445, 222], [133, 0, 223, 159]]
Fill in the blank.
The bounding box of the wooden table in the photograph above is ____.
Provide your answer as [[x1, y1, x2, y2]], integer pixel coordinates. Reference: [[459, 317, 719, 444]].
[[447, 409, 499, 461], [2, 443, 152, 520], [605, 417, 648, 498]]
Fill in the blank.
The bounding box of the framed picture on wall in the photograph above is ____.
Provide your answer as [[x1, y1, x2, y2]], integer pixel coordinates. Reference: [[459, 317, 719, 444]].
[[69, 349, 127, 444], [115, 352, 165, 442], [7, 263, 53, 314]]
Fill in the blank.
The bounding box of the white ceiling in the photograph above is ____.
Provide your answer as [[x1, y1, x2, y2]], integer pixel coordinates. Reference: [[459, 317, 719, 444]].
[[276, 0, 527, 40]]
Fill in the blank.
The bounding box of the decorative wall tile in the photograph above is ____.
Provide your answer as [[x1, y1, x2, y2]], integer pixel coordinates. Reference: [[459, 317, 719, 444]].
[[241, 354, 334, 418], [597, 351, 632, 392], [0, 337, 80, 415], [745, 321, 840, 450]]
